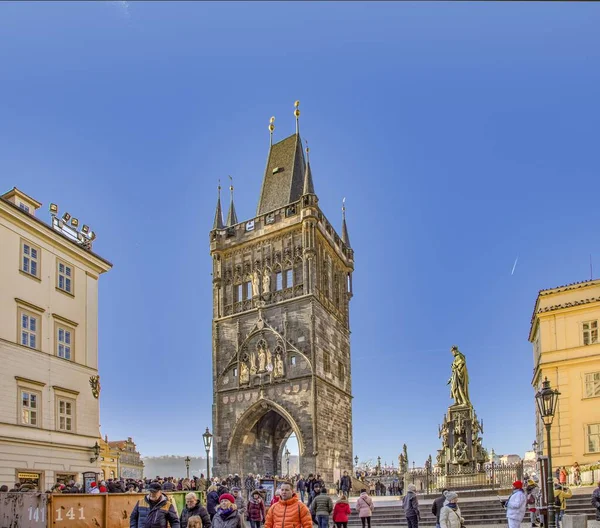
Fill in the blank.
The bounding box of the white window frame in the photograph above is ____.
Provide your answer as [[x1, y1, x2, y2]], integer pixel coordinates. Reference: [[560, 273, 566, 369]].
[[586, 423, 600, 453], [56, 397, 75, 433], [18, 308, 40, 350], [584, 371, 600, 399], [55, 323, 74, 361], [56, 260, 74, 295], [582, 320, 598, 346], [19, 387, 41, 428], [20, 239, 40, 279]]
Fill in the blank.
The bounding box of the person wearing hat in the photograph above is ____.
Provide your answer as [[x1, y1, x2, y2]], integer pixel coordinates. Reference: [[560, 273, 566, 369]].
[[403, 484, 420, 528], [231, 487, 247, 520], [526, 479, 541, 527], [247, 489, 266, 528], [431, 489, 449, 528], [89, 482, 100, 494], [212, 493, 243, 528], [554, 482, 573, 527], [180, 492, 211, 528], [130, 482, 180, 528], [439, 491, 463, 528], [505, 481, 527, 528]]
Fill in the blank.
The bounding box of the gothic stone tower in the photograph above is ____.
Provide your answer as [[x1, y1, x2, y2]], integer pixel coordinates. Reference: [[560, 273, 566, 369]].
[[209, 109, 354, 483]]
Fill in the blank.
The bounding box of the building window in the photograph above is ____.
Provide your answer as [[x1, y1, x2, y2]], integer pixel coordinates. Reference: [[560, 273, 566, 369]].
[[587, 423, 600, 453], [235, 284, 242, 302], [275, 271, 283, 291], [290, 355, 296, 366], [233, 368, 238, 378], [285, 269, 293, 288], [583, 320, 598, 345], [244, 281, 252, 300], [19, 203, 30, 213], [584, 372, 600, 398], [56, 398, 75, 432], [20, 389, 40, 427], [20, 240, 40, 279], [19, 309, 39, 350], [323, 351, 331, 374], [57, 261, 73, 295], [56, 325, 74, 361]]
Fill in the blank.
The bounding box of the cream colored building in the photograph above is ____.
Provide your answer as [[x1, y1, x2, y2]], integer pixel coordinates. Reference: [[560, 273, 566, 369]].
[[529, 279, 600, 469], [0, 188, 112, 491]]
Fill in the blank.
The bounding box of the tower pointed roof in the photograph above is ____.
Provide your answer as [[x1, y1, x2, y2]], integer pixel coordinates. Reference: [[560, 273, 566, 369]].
[[256, 133, 306, 216], [303, 147, 315, 195], [342, 199, 351, 247], [226, 180, 238, 227], [213, 185, 224, 229]]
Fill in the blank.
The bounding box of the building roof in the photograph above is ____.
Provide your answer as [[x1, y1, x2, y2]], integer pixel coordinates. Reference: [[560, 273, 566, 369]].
[[2, 187, 42, 209], [256, 134, 306, 216], [528, 278, 600, 341], [0, 192, 113, 268], [303, 160, 315, 195], [213, 188, 224, 229], [226, 191, 238, 227]]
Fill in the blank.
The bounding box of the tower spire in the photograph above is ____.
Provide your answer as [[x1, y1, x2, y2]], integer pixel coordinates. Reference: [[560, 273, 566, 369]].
[[213, 181, 224, 230], [294, 100, 300, 135], [269, 116, 275, 147], [226, 176, 238, 227], [303, 145, 315, 195], [341, 198, 351, 247]]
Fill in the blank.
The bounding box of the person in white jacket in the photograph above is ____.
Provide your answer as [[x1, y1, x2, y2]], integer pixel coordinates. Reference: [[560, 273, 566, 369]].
[[439, 492, 463, 528], [505, 480, 527, 528]]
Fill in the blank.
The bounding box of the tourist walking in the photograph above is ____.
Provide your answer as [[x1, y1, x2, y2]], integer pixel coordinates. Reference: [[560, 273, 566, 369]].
[[431, 489, 448, 528], [439, 492, 463, 528], [247, 490, 266, 528], [310, 488, 333, 528], [296, 476, 306, 503], [355, 488, 374, 528], [212, 494, 244, 528], [591, 480, 600, 528], [559, 467, 567, 486], [232, 488, 247, 520], [571, 463, 581, 487], [554, 483, 573, 528], [505, 481, 527, 528], [130, 482, 180, 528], [264, 482, 312, 528], [403, 484, 420, 528], [333, 494, 351, 528], [526, 479, 541, 527], [181, 493, 211, 528], [187, 517, 204, 528], [340, 472, 352, 496], [207, 485, 221, 521]]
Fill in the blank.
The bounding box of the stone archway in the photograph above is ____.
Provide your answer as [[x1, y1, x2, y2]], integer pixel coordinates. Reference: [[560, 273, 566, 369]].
[[227, 399, 304, 476]]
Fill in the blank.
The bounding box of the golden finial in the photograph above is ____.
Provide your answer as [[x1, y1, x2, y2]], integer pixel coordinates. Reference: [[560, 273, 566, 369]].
[[342, 197, 346, 215], [294, 100, 300, 134], [229, 175, 233, 193], [269, 116, 275, 146]]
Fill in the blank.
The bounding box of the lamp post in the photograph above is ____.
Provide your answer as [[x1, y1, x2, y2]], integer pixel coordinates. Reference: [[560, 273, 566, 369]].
[[285, 447, 290, 477], [535, 377, 560, 528], [202, 427, 213, 482], [90, 441, 100, 463], [355, 455, 359, 468], [185, 456, 191, 480]]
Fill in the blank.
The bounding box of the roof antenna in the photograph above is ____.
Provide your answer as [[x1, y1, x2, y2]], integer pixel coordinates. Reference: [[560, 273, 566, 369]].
[[269, 116, 275, 147], [591, 254, 594, 281], [294, 100, 300, 135]]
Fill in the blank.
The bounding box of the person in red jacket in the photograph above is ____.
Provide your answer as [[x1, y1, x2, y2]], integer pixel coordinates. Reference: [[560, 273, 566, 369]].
[[333, 495, 351, 528]]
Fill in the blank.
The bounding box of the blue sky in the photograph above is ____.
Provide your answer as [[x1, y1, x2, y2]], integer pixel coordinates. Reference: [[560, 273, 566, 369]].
[[1, 2, 599, 468]]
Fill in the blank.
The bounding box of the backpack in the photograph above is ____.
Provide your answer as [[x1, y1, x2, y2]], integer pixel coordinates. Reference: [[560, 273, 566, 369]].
[[555, 496, 561, 508]]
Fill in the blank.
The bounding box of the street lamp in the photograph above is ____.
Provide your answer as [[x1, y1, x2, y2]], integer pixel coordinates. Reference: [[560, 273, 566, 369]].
[[354, 456, 359, 467], [535, 377, 560, 528], [202, 427, 213, 482], [285, 447, 290, 477], [185, 456, 191, 480], [90, 441, 100, 463]]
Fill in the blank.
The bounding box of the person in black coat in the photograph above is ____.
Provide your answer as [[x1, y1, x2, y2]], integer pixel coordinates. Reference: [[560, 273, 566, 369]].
[[207, 486, 221, 520], [181, 493, 211, 528], [431, 489, 448, 528]]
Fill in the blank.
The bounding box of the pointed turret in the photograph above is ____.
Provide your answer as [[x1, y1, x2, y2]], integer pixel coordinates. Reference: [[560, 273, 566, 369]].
[[303, 146, 315, 195], [213, 184, 224, 230], [341, 198, 351, 247], [226, 178, 238, 227]]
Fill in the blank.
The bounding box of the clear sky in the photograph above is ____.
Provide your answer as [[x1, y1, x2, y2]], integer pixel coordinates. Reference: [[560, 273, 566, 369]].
[[1, 2, 599, 468]]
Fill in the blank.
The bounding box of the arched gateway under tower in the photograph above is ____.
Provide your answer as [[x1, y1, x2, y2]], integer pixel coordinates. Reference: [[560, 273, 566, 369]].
[[209, 106, 355, 483]]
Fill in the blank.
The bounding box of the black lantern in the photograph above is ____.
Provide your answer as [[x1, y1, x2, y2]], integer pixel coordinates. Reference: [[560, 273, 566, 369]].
[[90, 441, 101, 463], [535, 377, 560, 426], [203, 427, 213, 481], [354, 455, 359, 467], [185, 456, 191, 479], [534, 377, 560, 528]]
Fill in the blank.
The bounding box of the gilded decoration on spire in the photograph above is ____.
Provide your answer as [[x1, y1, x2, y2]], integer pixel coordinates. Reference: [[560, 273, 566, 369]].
[[226, 175, 238, 227], [269, 116, 275, 146], [294, 100, 300, 135]]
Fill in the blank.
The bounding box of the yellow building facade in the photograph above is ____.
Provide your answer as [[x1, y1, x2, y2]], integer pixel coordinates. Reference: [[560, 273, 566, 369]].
[[529, 279, 600, 469], [0, 188, 112, 491], [99, 436, 120, 481]]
